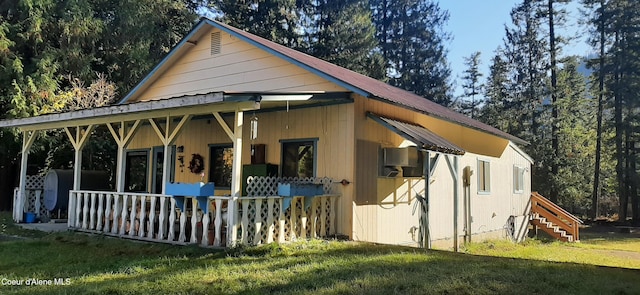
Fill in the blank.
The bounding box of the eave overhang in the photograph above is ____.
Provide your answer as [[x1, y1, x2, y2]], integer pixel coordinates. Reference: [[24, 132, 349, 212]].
[[0, 92, 260, 131]]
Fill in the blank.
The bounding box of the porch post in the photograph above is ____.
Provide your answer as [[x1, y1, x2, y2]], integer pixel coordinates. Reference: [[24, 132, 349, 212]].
[[107, 120, 141, 192], [15, 130, 38, 222], [445, 155, 460, 252], [227, 110, 243, 246], [65, 126, 95, 191], [422, 151, 431, 249]]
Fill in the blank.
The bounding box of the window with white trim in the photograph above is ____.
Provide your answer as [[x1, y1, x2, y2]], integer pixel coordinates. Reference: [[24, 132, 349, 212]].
[[513, 165, 525, 194], [477, 159, 491, 193]]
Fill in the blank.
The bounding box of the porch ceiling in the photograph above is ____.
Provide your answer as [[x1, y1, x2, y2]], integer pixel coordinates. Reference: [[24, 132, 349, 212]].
[[0, 92, 259, 131]]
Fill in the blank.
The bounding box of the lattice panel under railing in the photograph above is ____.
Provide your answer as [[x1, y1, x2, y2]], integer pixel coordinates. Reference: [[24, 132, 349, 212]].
[[25, 190, 49, 218], [238, 197, 282, 245], [25, 175, 44, 190], [245, 176, 335, 197]]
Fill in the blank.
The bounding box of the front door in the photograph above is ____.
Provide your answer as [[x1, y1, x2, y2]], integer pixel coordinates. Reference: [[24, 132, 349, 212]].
[[152, 146, 176, 194], [124, 150, 149, 193]]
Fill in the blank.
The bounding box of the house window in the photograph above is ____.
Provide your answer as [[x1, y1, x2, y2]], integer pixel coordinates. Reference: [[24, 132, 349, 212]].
[[281, 139, 317, 177], [477, 159, 491, 193], [125, 150, 149, 193], [209, 144, 233, 188], [513, 166, 525, 194]]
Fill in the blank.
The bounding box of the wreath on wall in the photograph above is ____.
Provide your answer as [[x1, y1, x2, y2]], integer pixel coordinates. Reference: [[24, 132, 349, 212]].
[[188, 153, 205, 174]]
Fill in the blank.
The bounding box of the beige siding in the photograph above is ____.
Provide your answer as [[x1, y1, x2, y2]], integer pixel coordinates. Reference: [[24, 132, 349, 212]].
[[132, 28, 347, 102], [125, 103, 355, 236], [352, 95, 532, 248]]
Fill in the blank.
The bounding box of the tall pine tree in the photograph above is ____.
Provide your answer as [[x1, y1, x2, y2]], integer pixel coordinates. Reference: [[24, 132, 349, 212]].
[[459, 51, 483, 119], [370, 0, 452, 105], [300, 0, 385, 79]]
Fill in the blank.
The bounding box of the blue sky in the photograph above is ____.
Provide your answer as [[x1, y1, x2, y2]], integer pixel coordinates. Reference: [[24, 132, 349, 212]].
[[439, 0, 592, 97]]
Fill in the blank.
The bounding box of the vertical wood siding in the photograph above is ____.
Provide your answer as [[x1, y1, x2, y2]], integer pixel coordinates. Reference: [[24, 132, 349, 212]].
[[352, 95, 532, 248], [126, 103, 355, 236]]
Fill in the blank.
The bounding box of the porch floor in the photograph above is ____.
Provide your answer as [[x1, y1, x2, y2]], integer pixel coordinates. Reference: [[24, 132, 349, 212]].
[[17, 221, 68, 233]]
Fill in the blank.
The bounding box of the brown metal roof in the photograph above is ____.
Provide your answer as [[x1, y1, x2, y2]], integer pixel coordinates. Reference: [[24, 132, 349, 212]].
[[210, 19, 526, 145], [369, 114, 465, 155]]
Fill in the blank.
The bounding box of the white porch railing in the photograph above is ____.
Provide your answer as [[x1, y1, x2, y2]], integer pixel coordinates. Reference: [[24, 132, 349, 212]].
[[67, 189, 338, 247]]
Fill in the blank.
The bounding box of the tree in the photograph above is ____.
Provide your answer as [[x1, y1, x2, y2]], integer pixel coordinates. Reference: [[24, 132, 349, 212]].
[[554, 56, 596, 212], [209, 0, 301, 48], [540, 0, 572, 203], [0, 0, 200, 210], [300, 0, 385, 79], [370, 0, 452, 105], [480, 48, 512, 133], [599, 0, 640, 221], [459, 51, 483, 118], [582, 0, 609, 218], [504, 0, 557, 200]]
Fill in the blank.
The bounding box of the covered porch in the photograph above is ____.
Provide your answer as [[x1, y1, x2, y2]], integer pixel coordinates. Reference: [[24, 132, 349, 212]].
[[4, 92, 344, 247]]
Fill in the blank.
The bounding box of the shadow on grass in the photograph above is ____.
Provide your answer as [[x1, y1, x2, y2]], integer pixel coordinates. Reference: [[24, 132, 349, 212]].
[[2, 234, 640, 295]]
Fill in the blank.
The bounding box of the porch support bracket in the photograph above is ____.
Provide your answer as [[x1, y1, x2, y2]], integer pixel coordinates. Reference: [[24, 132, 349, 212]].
[[64, 125, 95, 191], [213, 112, 234, 141], [107, 120, 142, 192], [148, 115, 192, 194]]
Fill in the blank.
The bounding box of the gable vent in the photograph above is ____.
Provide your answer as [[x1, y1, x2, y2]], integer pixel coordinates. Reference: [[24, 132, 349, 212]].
[[210, 32, 221, 55]]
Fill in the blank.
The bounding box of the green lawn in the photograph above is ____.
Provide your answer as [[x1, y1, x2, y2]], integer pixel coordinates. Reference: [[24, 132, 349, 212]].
[[1, 212, 639, 295]]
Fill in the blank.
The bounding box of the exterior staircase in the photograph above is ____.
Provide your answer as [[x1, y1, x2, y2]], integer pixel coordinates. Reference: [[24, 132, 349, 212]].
[[530, 192, 582, 242]]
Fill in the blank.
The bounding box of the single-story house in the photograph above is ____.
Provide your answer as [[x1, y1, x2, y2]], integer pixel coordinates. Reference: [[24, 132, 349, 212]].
[[4, 18, 574, 250]]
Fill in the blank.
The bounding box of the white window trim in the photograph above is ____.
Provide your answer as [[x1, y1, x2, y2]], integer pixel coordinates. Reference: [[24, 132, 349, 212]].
[[513, 165, 525, 194], [477, 158, 491, 195]]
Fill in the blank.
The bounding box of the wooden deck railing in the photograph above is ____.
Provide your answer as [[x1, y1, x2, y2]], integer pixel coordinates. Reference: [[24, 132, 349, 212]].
[[531, 192, 582, 241], [67, 190, 338, 247]]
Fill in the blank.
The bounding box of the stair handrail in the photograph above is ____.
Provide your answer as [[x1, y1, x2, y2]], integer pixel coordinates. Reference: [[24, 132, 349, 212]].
[[531, 192, 582, 241]]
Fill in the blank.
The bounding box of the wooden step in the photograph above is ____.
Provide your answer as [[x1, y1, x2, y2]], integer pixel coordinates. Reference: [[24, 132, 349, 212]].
[[531, 217, 573, 242]]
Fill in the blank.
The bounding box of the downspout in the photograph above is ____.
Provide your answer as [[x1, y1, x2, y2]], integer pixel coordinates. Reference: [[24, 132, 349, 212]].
[[463, 166, 472, 244]]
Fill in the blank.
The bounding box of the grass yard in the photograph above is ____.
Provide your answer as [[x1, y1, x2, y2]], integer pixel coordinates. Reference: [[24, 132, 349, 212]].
[[1, 212, 639, 295]]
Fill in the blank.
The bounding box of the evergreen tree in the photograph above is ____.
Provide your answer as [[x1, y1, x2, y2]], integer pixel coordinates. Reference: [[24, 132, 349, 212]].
[[600, 0, 640, 221], [210, 0, 301, 48], [539, 0, 572, 203], [503, 0, 553, 199], [480, 48, 512, 133], [301, 0, 385, 79], [0, 0, 199, 210], [582, 0, 611, 218], [459, 51, 483, 119], [370, 0, 452, 105], [554, 56, 596, 212]]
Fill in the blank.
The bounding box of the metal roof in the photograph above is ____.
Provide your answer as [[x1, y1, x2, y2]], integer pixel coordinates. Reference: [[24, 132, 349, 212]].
[[368, 113, 466, 155], [204, 19, 527, 145]]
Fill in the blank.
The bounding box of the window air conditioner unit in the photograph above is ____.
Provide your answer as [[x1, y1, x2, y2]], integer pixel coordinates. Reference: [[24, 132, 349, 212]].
[[383, 146, 418, 167]]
